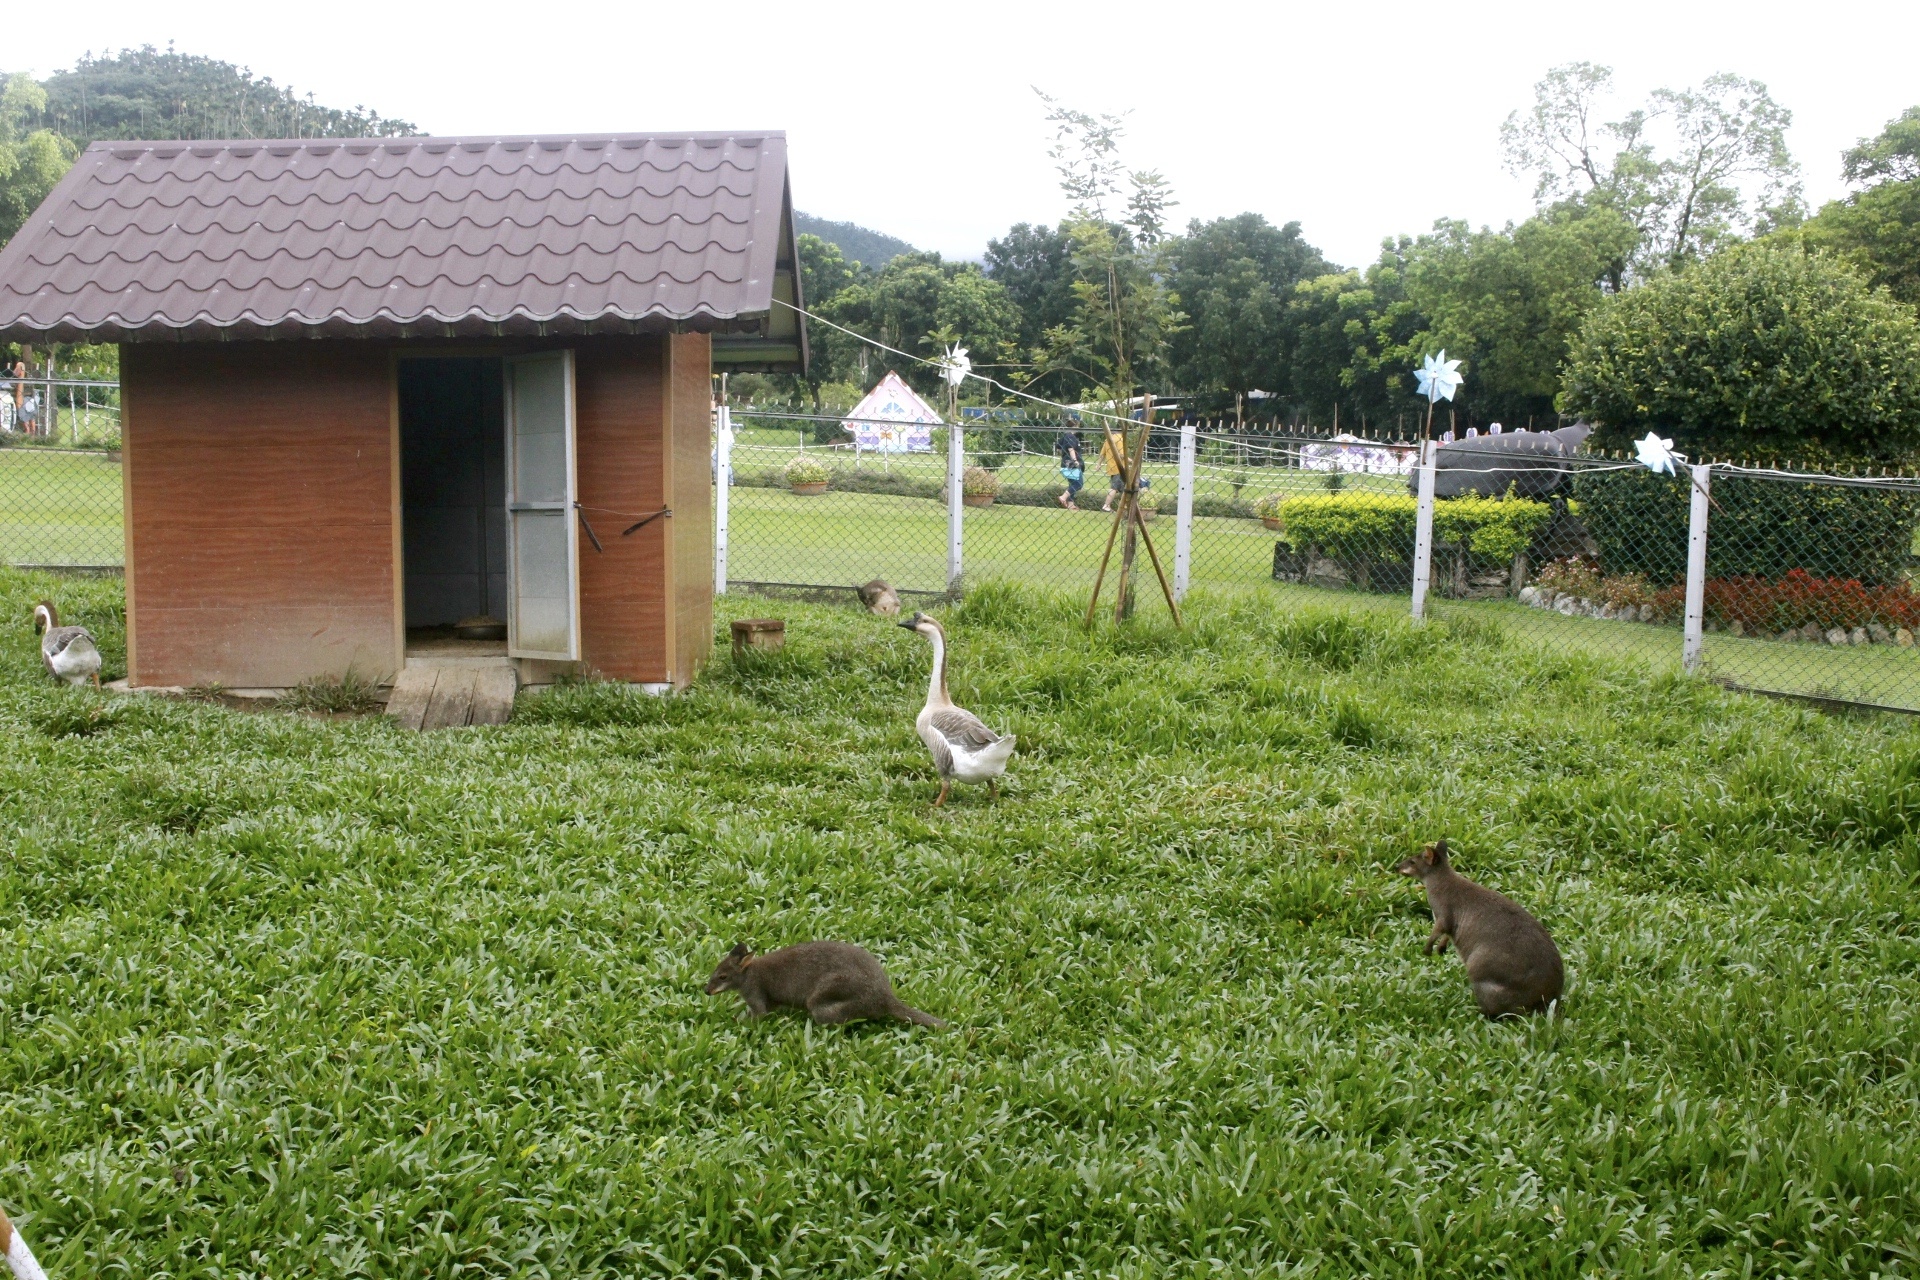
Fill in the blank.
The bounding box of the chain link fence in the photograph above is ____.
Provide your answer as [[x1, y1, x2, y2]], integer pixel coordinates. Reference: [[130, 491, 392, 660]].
[[0, 378, 125, 569], [5, 388, 1916, 715]]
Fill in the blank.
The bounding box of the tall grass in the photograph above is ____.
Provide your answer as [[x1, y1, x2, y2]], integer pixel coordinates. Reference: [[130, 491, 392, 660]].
[[0, 567, 1915, 1276]]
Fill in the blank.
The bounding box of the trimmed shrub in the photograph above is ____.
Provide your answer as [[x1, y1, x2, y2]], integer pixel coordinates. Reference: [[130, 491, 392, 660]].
[[783, 455, 830, 487], [1273, 492, 1552, 568], [1572, 467, 1920, 586]]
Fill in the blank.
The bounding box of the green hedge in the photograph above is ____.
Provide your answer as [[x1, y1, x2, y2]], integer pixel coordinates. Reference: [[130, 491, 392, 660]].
[[1273, 492, 1552, 566], [1570, 468, 1920, 587]]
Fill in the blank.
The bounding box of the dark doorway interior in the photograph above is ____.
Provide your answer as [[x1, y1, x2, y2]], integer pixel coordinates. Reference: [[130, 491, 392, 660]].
[[398, 358, 507, 628]]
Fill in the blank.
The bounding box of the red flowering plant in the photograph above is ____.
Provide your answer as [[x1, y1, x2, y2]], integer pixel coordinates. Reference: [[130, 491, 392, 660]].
[[1698, 569, 1920, 634]]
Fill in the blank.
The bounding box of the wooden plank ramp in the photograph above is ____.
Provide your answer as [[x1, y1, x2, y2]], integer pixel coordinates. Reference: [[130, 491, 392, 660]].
[[386, 665, 518, 731]]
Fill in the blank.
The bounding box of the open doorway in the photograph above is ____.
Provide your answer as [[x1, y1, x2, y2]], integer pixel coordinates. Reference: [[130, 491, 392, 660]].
[[398, 358, 506, 641]]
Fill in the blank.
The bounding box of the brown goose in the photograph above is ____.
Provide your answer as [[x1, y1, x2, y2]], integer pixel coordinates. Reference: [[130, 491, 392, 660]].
[[33, 601, 102, 687], [897, 612, 1016, 805]]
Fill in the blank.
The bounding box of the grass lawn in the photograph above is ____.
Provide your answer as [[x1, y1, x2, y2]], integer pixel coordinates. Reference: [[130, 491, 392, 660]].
[[2, 566, 1918, 1276], [0, 448, 123, 567]]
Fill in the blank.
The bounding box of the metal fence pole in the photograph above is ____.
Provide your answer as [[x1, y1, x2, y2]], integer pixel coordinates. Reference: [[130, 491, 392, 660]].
[[714, 404, 732, 595], [1173, 418, 1196, 601], [1410, 440, 1437, 622], [947, 420, 964, 591], [1682, 462, 1712, 672]]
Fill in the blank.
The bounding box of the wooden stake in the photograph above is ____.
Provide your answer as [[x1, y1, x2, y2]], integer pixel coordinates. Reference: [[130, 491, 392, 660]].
[[1114, 396, 1153, 622]]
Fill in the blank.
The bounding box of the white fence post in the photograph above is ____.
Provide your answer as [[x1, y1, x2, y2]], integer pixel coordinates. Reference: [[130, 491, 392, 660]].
[[947, 419, 964, 591], [1410, 440, 1437, 623], [713, 403, 732, 596], [1173, 418, 1197, 601], [1683, 462, 1712, 672]]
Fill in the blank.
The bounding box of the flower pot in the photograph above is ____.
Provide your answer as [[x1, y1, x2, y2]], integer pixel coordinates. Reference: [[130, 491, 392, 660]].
[[1137, 508, 1157, 522], [790, 481, 828, 496], [963, 492, 995, 507], [1261, 516, 1283, 531]]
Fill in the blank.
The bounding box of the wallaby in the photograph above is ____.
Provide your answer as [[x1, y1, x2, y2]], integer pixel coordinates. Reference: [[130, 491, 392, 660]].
[[704, 941, 946, 1028], [857, 579, 901, 617], [1396, 839, 1564, 1019]]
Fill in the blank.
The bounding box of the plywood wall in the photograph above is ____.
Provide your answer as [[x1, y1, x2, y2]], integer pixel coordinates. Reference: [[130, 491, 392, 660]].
[[120, 341, 398, 688]]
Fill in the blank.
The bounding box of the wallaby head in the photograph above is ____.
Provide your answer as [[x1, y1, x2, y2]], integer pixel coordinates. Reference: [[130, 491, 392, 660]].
[[705, 943, 754, 994], [1395, 838, 1453, 879]]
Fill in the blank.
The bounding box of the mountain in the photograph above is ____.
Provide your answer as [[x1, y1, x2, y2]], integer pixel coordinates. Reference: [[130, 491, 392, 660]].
[[795, 212, 917, 270]]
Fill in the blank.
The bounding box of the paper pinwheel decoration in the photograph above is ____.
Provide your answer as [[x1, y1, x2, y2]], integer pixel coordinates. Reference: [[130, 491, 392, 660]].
[[1413, 351, 1464, 404], [940, 345, 972, 389], [1633, 432, 1680, 476]]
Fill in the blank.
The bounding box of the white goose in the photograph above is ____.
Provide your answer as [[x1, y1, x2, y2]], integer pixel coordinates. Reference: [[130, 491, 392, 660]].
[[33, 601, 102, 687], [898, 612, 1016, 805]]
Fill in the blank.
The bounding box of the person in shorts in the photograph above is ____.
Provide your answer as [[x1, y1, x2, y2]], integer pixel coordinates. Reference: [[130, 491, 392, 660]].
[[1055, 429, 1084, 507]]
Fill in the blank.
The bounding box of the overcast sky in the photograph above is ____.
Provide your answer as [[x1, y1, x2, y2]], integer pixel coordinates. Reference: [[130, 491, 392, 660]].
[[13, 0, 1919, 268]]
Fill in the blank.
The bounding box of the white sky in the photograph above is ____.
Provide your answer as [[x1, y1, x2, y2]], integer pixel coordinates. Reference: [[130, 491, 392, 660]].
[[13, 0, 1920, 269]]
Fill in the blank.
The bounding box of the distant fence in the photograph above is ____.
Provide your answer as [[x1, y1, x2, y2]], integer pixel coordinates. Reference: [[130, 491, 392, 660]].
[[717, 406, 1920, 714], [0, 378, 124, 570]]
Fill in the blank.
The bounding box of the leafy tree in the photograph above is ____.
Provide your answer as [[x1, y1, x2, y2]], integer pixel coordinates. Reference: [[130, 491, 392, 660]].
[[33, 46, 413, 147], [1797, 107, 1920, 309], [983, 222, 1078, 382], [1279, 257, 1426, 433], [1502, 62, 1800, 276], [1399, 203, 1640, 423], [1560, 240, 1920, 461], [0, 73, 75, 247], [821, 252, 1020, 398], [1030, 91, 1184, 400], [1166, 213, 1331, 414]]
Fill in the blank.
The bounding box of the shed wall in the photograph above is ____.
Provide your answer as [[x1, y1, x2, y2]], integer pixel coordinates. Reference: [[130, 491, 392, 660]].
[[121, 342, 398, 688], [670, 332, 715, 688], [574, 337, 669, 683]]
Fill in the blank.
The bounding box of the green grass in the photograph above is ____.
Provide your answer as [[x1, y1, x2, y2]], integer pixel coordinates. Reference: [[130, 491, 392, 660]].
[[0, 448, 123, 566], [2, 567, 1918, 1275]]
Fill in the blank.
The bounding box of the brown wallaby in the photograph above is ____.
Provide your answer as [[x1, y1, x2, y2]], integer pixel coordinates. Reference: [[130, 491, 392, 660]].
[[704, 941, 946, 1028], [1396, 839, 1564, 1019], [857, 579, 901, 617]]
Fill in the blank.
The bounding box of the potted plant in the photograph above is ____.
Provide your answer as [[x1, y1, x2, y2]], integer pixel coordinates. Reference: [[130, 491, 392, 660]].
[[962, 466, 1000, 507], [784, 455, 830, 495], [1134, 487, 1161, 522], [1254, 492, 1285, 531]]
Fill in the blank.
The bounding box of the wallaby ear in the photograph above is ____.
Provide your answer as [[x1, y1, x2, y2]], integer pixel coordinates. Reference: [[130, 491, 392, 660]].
[[1432, 838, 1450, 863], [1421, 844, 1436, 866], [728, 942, 751, 958]]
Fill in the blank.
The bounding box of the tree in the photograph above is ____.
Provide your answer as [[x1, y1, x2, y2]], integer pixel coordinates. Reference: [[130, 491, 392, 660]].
[[821, 252, 1020, 398], [33, 46, 413, 147], [1560, 240, 1920, 461], [0, 73, 75, 247], [1502, 63, 1800, 276], [1398, 203, 1640, 423], [1166, 213, 1331, 413], [1797, 107, 1920, 309], [983, 222, 1078, 382], [1278, 257, 1426, 432], [1029, 90, 1184, 399]]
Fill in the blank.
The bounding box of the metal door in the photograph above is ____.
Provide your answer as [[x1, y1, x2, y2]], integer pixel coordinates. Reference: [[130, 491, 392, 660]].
[[504, 351, 579, 660]]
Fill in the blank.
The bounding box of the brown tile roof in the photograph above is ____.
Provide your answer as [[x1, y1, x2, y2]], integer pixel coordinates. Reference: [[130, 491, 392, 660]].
[[0, 133, 801, 344]]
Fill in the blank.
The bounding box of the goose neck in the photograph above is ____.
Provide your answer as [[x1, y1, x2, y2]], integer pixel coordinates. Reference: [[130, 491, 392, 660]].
[[925, 627, 952, 708]]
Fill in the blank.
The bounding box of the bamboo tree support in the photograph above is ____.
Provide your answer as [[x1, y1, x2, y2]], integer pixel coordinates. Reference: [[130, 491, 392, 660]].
[[1084, 396, 1183, 628]]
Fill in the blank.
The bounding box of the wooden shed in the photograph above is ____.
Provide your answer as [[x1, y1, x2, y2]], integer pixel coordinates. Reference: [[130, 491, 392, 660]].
[[0, 132, 806, 696]]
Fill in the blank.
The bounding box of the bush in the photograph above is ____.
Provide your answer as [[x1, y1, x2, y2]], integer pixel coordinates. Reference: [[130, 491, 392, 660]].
[[1253, 492, 1285, 521], [1572, 467, 1920, 587], [1560, 240, 1920, 461], [962, 466, 1000, 497], [1701, 570, 1920, 633], [783, 455, 830, 487], [1273, 492, 1552, 569]]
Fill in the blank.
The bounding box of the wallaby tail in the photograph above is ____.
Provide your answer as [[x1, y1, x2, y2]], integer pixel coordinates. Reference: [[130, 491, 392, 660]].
[[897, 1003, 947, 1029]]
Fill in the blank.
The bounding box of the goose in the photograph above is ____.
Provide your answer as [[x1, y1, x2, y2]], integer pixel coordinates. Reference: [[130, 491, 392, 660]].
[[897, 611, 1016, 805], [858, 579, 901, 617], [33, 600, 102, 687]]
